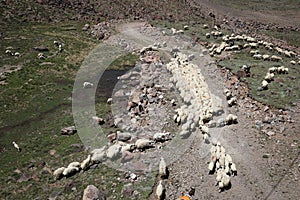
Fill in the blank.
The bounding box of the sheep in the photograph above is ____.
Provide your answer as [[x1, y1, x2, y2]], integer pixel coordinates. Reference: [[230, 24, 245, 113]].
[[230, 163, 237, 176], [83, 81, 94, 88], [156, 180, 165, 200], [224, 89, 232, 100], [225, 114, 238, 125], [68, 162, 81, 169], [264, 72, 274, 82], [62, 166, 80, 176], [261, 80, 269, 90], [107, 98, 112, 104], [135, 139, 154, 150], [203, 24, 209, 29], [81, 155, 91, 171], [219, 174, 231, 192], [262, 54, 270, 60], [200, 125, 209, 134], [208, 161, 215, 173], [13, 52, 20, 57], [227, 97, 237, 107], [270, 55, 282, 62], [5, 49, 12, 55], [205, 33, 211, 38], [53, 167, 66, 180], [277, 66, 288, 74], [250, 50, 259, 55], [183, 25, 189, 30], [92, 116, 105, 125], [12, 141, 21, 152], [37, 53, 46, 59], [290, 60, 296, 65], [253, 54, 262, 59], [225, 154, 233, 164], [159, 157, 168, 178], [268, 67, 278, 73], [203, 133, 209, 144]]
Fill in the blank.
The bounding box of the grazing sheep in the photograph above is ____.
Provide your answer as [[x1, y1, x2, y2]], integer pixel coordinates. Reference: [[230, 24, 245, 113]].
[[83, 81, 94, 88], [290, 60, 296, 65], [208, 161, 215, 173], [268, 67, 278, 73], [270, 55, 282, 62], [262, 54, 270, 60], [13, 52, 20, 57], [203, 133, 209, 144], [219, 174, 231, 192], [5, 49, 12, 55], [53, 167, 66, 180], [92, 116, 105, 125], [277, 66, 288, 74], [159, 157, 168, 178], [81, 155, 91, 171], [253, 54, 262, 59], [203, 24, 209, 29], [264, 72, 274, 82], [156, 180, 165, 200], [12, 141, 21, 152], [250, 50, 259, 55]]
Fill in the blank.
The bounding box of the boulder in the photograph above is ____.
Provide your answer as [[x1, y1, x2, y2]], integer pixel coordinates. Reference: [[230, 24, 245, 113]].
[[83, 185, 106, 200]]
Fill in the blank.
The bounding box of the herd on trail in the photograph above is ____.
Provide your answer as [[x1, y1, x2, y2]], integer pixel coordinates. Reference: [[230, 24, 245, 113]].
[[10, 23, 299, 198]]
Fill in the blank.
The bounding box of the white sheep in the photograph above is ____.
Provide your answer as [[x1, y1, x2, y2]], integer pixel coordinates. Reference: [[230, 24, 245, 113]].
[[81, 155, 91, 170], [226, 114, 238, 125], [53, 167, 66, 180], [270, 55, 282, 62], [261, 80, 269, 90], [219, 174, 231, 192], [159, 157, 167, 178], [12, 141, 21, 152], [156, 180, 165, 200], [83, 81, 94, 88], [231, 163, 237, 176], [277, 66, 288, 74], [68, 162, 81, 168], [62, 166, 79, 176], [107, 98, 112, 104], [253, 54, 262, 59], [264, 72, 274, 82], [37, 53, 46, 59], [227, 97, 237, 107], [290, 60, 296, 65], [262, 54, 270, 60]]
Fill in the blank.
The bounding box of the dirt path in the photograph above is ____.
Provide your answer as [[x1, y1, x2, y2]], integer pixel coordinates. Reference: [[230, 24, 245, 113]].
[[105, 22, 299, 199]]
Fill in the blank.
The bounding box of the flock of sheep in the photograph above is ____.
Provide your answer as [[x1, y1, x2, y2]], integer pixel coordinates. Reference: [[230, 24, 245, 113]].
[[205, 26, 299, 90]]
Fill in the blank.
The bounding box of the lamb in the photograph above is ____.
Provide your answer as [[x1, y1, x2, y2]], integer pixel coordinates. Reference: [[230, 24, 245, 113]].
[[53, 167, 66, 180], [156, 180, 165, 200], [83, 81, 94, 88], [81, 155, 91, 171], [159, 157, 168, 178], [12, 141, 21, 152]]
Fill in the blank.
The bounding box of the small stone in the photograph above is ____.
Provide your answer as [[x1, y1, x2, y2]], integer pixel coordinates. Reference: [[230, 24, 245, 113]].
[[263, 106, 269, 112], [266, 131, 275, 136], [49, 149, 56, 155]]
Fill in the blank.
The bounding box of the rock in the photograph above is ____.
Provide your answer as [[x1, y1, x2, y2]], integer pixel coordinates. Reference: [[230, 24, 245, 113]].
[[49, 149, 56, 155], [33, 46, 49, 51], [17, 173, 31, 183], [266, 131, 275, 136], [117, 132, 132, 142], [82, 185, 106, 200], [121, 183, 134, 197]]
